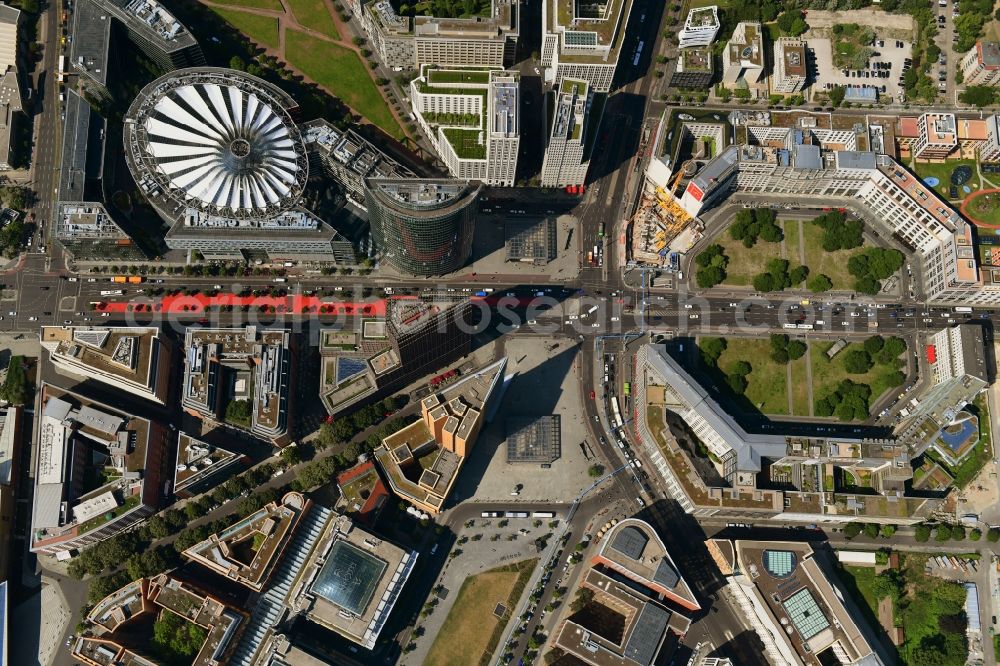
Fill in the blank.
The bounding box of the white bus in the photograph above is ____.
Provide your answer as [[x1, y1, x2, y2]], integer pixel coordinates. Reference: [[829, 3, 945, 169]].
[[532, 511, 556, 519], [954, 306, 973, 313], [610, 396, 623, 428], [99, 289, 124, 296]]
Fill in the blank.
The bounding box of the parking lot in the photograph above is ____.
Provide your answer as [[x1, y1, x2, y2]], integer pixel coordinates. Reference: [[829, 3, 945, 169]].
[[810, 35, 913, 104]]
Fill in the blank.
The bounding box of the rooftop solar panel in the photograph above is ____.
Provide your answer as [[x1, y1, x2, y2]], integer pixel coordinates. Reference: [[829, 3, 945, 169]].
[[312, 541, 387, 616], [336, 357, 368, 385], [564, 31, 598, 46]]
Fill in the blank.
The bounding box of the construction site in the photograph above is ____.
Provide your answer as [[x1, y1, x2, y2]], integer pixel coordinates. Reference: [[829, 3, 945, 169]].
[[629, 113, 732, 267]]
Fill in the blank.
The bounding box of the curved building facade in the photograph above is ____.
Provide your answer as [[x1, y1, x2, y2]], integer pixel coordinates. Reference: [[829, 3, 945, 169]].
[[125, 67, 308, 220], [365, 177, 481, 276]]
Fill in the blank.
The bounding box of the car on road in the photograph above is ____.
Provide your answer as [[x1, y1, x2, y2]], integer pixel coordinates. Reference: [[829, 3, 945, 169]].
[[689, 314, 699, 319], [591, 323, 600, 327], [101, 312, 110, 317], [63, 320, 71, 325], [684, 304, 693, 309], [27, 316, 37, 321]]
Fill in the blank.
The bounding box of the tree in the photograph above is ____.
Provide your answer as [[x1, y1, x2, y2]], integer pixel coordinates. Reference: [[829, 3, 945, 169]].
[[915, 524, 931, 542], [863, 522, 879, 538], [987, 527, 1000, 542], [807, 274, 833, 292], [877, 337, 907, 364], [695, 244, 728, 288], [970, 528, 982, 541], [786, 340, 807, 361], [280, 445, 303, 466], [863, 336, 884, 356], [951, 524, 966, 540], [843, 349, 873, 374], [959, 85, 997, 107], [776, 10, 804, 35], [829, 85, 846, 107], [151, 611, 209, 665], [225, 399, 252, 427], [0, 356, 30, 405], [700, 337, 728, 366], [935, 525, 951, 541], [880, 524, 896, 538], [570, 587, 594, 612], [587, 463, 604, 478], [789, 264, 809, 285], [727, 373, 748, 395], [872, 571, 902, 601]]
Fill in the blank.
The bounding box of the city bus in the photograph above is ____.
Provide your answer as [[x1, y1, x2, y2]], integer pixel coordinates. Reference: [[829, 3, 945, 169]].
[[954, 306, 973, 313], [531, 511, 556, 519], [610, 396, 623, 428], [100, 289, 124, 296]]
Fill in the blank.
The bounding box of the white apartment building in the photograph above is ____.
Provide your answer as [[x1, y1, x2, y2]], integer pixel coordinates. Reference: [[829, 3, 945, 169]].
[[721, 22, 765, 89], [541, 78, 593, 187], [540, 0, 635, 92], [960, 40, 1000, 87], [978, 115, 1000, 162], [678, 133, 988, 304], [772, 37, 807, 93], [911, 112, 957, 160], [361, 0, 518, 70], [410, 67, 520, 186], [677, 5, 719, 48]]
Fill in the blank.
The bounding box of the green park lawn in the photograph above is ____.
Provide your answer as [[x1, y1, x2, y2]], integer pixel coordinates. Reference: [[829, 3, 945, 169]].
[[213, 8, 280, 48], [800, 221, 866, 290], [424, 559, 535, 666], [789, 352, 811, 417], [285, 0, 340, 38], [715, 338, 789, 415], [717, 232, 784, 286], [965, 190, 1000, 225], [810, 340, 906, 413], [284, 30, 404, 140], [209, 0, 283, 10], [910, 158, 981, 201]]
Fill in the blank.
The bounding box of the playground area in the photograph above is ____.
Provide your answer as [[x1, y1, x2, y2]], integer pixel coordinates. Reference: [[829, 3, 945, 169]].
[[962, 188, 1000, 227], [915, 160, 979, 202]]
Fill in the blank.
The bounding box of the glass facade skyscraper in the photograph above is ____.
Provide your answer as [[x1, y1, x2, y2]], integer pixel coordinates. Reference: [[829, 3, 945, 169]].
[[364, 177, 481, 276]]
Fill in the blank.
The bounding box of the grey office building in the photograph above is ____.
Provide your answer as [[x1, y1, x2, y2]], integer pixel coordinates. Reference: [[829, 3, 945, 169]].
[[364, 178, 481, 276]]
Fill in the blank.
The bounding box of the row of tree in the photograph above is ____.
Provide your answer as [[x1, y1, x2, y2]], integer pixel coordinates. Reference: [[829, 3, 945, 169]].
[[728, 208, 782, 248], [848, 248, 904, 295], [752, 258, 809, 293]]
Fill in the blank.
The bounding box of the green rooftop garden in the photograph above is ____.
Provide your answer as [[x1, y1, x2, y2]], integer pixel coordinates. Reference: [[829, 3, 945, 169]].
[[442, 127, 486, 159], [79, 494, 141, 535], [428, 69, 492, 85]]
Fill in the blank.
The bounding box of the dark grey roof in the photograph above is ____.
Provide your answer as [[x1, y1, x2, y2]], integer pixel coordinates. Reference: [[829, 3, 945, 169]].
[[653, 558, 680, 589], [689, 144, 739, 194], [792, 143, 821, 170], [836, 151, 877, 170], [71, 0, 111, 88], [622, 602, 670, 666], [611, 526, 648, 560], [958, 325, 988, 382]]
